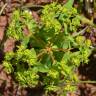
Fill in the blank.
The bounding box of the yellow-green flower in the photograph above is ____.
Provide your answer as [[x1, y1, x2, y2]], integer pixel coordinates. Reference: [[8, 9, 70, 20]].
[[85, 39, 91, 47]]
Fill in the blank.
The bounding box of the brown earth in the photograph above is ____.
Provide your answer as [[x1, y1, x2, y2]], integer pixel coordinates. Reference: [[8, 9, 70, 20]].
[[0, 0, 96, 96]]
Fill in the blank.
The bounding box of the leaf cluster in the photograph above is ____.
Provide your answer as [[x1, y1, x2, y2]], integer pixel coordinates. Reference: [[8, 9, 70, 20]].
[[3, 2, 92, 95]]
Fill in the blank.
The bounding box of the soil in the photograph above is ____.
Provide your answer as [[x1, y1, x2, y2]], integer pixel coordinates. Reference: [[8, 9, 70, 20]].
[[0, 0, 96, 96]]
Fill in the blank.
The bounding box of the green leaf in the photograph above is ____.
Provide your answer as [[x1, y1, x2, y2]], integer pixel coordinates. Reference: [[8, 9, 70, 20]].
[[30, 48, 37, 59], [36, 64, 49, 73], [62, 40, 69, 49], [21, 37, 30, 48], [64, 0, 74, 9]]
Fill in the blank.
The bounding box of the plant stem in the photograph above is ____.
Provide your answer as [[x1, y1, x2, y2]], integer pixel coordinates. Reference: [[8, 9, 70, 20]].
[[0, 3, 7, 15], [72, 26, 88, 37], [53, 48, 73, 52], [49, 52, 56, 64], [37, 49, 46, 58], [79, 80, 96, 84], [58, 80, 96, 87]]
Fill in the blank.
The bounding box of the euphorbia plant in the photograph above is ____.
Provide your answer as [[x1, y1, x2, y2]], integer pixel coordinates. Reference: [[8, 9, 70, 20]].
[[3, 2, 92, 95]]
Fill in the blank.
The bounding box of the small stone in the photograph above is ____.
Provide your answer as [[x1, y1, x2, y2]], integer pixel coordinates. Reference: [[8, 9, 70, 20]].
[[23, 26, 30, 36], [32, 11, 40, 22], [0, 16, 7, 27], [0, 26, 5, 41], [4, 38, 16, 52]]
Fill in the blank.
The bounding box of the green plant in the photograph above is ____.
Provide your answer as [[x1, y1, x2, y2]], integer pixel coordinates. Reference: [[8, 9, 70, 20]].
[[3, 2, 92, 95]]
